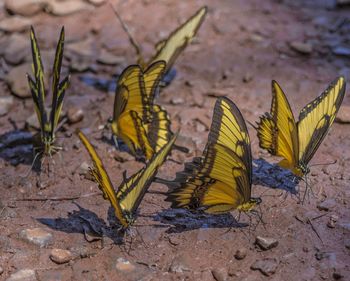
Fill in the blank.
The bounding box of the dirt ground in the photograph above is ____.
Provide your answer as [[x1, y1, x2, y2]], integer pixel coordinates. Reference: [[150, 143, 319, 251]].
[[0, 0, 350, 280]]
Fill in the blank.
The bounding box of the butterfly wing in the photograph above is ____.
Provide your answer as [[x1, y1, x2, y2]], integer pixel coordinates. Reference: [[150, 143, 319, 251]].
[[116, 134, 177, 219], [167, 97, 253, 213], [50, 27, 70, 138], [28, 26, 47, 135], [148, 6, 207, 72], [78, 131, 128, 228], [297, 76, 346, 167], [117, 110, 153, 160], [143, 61, 166, 104], [256, 81, 299, 173]]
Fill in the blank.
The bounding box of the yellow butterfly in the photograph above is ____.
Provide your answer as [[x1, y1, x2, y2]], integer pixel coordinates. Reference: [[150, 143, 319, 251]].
[[113, 6, 207, 73], [78, 130, 177, 229], [27, 26, 70, 160], [256, 77, 346, 177], [110, 61, 186, 159], [166, 97, 261, 214]]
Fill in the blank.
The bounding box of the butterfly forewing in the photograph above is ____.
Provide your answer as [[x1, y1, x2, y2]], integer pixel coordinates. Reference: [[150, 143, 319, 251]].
[[297, 76, 346, 166], [117, 134, 177, 216], [78, 131, 128, 228], [148, 6, 207, 72]]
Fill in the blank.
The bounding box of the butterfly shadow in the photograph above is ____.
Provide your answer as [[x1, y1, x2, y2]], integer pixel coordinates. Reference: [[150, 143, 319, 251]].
[[37, 203, 125, 245], [152, 208, 248, 234], [0, 129, 35, 167], [252, 158, 299, 195]]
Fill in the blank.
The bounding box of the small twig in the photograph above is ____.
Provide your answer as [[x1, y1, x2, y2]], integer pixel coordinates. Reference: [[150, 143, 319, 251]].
[[16, 192, 99, 202], [307, 218, 323, 244], [311, 213, 328, 221]]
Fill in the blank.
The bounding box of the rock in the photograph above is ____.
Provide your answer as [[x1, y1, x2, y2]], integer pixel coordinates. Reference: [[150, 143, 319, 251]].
[[0, 96, 14, 116], [87, 0, 106, 5], [115, 257, 136, 272], [0, 16, 32, 32], [20, 228, 53, 247], [317, 198, 336, 211], [26, 112, 40, 130], [4, 34, 29, 65], [255, 236, 279, 250], [169, 255, 191, 273], [332, 46, 350, 57], [6, 269, 36, 281], [67, 107, 84, 124], [242, 73, 253, 83], [50, 249, 73, 264], [327, 214, 338, 228], [5, 0, 46, 16], [335, 105, 350, 124], [170, 97, 185, 105], [6, 63, 32, 98], [211, 268, 227, 281], [234, 248, 247, 260], [289, 41, 313, 55], [251, 258, 279, 276], [46, 0, 92, 16], [77, 161, 90, 176], [0, 266, 3, 274], [97, 50, 124, 65], [114, 152, 134, 163]]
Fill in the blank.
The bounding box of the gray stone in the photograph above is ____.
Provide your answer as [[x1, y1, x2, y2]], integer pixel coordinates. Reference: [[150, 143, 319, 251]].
[[255, 236, 279, 250], [169, 255, 191, 273], [5, 0, 47, 16], [115, 257, 136, 272], [4, 34, 29, 65], [97, 50, 124, 65], [6, 269, 36, 281], [335, 105, 350, 124], [289, 41, 313, 55], [212, 268, 227, 281], [50, 249, 73, 264], [0, 16, 31, 32], [20, 228, 52, 247], [5, 63, 32, 98], [333, 46, 350, 57], [327, 214, 338, 228], [317, 198, 336, 211], [234, 248, 247, 260], [46, 0, 92, 16], [0, 96, 14, 116], [251, 258, 279, 276]]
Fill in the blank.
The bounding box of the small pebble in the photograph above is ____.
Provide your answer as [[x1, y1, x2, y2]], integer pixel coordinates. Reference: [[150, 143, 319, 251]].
[[289, 41, 313, 55], [0, 266, 3, 274], [20, 228, 52, 248], [255, 236, 278, 250], [6, 269, 36, 281], [115, 257, 136, 272], [169, 255, 191, 273], [317, 198, 336, 211], [327, 214, 339, 228], [234, 248, 247, 260], [67, 107, 84, 124], [211, 268, 227, 281], [0, 96, 14, 116], [251, 258, 279, 276], [50, 249, 73, 264]]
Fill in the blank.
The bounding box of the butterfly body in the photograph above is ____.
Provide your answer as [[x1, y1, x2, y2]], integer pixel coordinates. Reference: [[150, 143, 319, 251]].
[[257, 77, 346, 178]]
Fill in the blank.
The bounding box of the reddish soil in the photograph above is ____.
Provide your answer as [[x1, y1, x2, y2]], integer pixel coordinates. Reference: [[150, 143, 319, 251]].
[[0, 0, 349, 280]]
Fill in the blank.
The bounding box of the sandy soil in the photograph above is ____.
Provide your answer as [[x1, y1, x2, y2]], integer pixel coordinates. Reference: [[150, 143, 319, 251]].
[[0, 0, 349, 280]]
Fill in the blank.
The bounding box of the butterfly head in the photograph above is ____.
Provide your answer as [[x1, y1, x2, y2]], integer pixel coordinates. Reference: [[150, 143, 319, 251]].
[[295, 162, 310, 177]]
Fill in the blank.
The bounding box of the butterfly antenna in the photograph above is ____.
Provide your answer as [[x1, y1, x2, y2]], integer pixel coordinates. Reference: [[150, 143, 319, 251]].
[[309, 159, 337, 167], [23, 150, 43, 178], [110, 2, 143, 63], [113, 135, 119, 150]]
